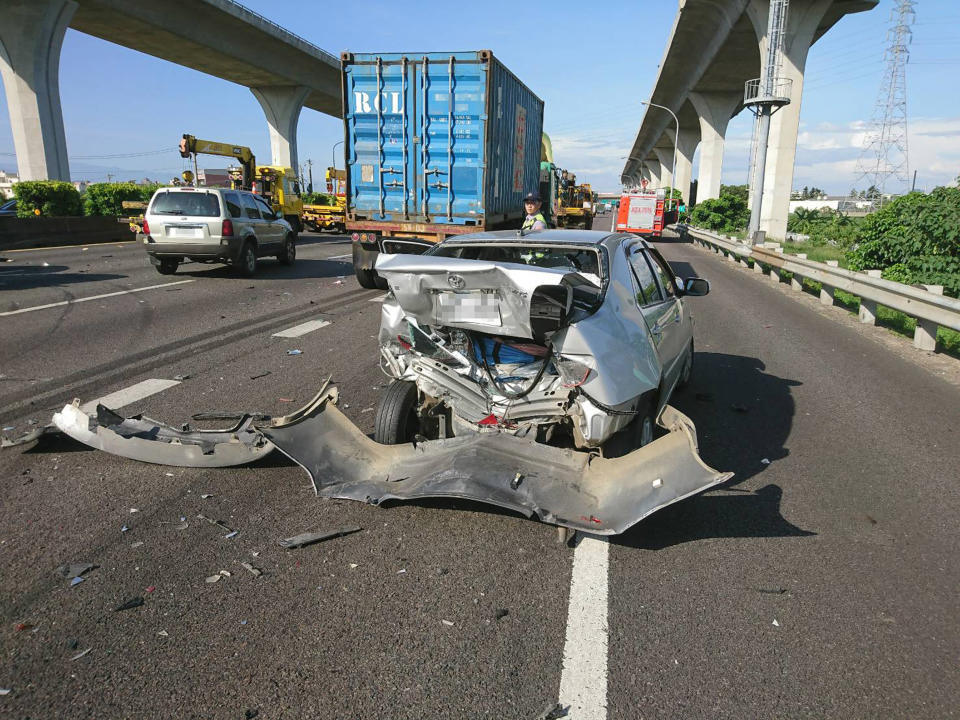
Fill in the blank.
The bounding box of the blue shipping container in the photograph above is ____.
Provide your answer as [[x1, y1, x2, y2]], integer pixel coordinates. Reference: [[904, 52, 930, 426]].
[[341, 50, 544, 233]]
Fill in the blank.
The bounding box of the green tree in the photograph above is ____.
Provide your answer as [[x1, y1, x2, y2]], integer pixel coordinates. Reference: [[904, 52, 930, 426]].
[[847, 187, 960, 297], [690, 193, 749, 233], [83, 182, 161, 216], [719, 184, 749, 202]]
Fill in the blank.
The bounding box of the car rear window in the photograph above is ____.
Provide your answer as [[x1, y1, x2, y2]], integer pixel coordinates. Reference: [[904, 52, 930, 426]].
[[431, 244, 601, 278], [151, 191, 220, 217]]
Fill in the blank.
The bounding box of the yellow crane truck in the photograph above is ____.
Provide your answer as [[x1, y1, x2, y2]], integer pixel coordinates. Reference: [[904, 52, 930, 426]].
[[178, 134, 304, 232], [302, 167, 346, 233]]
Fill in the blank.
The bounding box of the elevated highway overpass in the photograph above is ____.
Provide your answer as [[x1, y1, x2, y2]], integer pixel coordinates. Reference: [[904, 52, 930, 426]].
[[0, 0, 341, 182], [621, 0, 878, 240]]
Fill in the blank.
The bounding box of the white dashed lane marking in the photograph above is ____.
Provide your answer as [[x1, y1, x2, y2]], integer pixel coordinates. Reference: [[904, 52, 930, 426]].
[[79, 378, 181, 413], [558, 535, 609, 719], [368, 293, 388, 303], [327, 253, 352, 260], [0, 280, 195, 317], [271, 319, 331, 338]]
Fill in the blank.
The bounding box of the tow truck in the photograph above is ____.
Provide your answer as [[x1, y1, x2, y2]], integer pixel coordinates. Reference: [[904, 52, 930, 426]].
[[302, 167, 346, 233], [178, 134, 304, 232]]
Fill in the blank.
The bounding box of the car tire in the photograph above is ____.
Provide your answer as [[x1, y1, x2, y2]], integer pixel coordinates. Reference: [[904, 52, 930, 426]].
[[355, 267, 378, 289], [374, 380, 420, 445], [156, 258, 178, 275], [600, 396, 657, 459], [278, 234, 296, 266], [237, 241, 257, 277], [675, 341, 694, 391]]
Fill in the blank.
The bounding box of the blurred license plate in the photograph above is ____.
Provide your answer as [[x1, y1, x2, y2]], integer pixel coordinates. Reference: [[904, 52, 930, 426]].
[[171, 227, 202, 238], [435, 291, 501, 326]]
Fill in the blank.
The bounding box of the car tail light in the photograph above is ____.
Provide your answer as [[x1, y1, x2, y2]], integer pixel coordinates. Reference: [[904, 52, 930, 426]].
[[396, 335, 412, 351], [221, 219, 234, 237], [351, 233, 359, 242], [556, 356, 592, 387], [142, 219, 150, 235]]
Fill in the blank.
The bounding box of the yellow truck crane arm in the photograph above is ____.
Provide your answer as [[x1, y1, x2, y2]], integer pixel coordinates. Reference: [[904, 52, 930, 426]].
[[178, 134, 256, 190]]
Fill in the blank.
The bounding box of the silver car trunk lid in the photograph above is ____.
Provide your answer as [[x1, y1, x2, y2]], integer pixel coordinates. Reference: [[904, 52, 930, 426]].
[[375, 254, 586, 340]]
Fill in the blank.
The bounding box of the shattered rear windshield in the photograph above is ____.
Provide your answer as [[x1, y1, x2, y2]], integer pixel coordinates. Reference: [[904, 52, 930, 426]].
[[429, 244, 603, 284], [150, 191, 221, 217]]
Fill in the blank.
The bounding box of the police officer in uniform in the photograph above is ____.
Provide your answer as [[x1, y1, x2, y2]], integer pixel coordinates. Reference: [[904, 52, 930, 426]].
[[522, 192, 547, 231]]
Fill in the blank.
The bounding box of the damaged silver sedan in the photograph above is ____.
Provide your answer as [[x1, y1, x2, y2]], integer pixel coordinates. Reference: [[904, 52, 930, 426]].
[[264, 229, 733, 534]]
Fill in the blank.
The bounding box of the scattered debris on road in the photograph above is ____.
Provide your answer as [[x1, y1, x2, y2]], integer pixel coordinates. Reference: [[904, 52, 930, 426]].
[[772, 619, 780, 627], [286, 349, 303, 356], [58, 562, 97, 580], [441, 620, 454, 627], [761, 458, 771, 465], [239, 562, 262, 578], [70, 648, 92, 661], [173, 374, 190, 381], [536, 703, 569, 720], [495, 608, 509, 620], [114, 597, 144, 612], [279, 525, 361, 549], [250, 371, 272, 380]]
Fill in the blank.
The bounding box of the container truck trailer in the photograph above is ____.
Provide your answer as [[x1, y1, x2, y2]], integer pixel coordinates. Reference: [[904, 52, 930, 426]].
[[341, 50, 545, 288]]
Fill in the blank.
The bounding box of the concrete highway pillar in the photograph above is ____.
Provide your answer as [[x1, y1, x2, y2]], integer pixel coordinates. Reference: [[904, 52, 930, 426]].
[[250, 85, 310, 170], [0, 0, 77, 181], [674, 128, 699, 204], [653, 148, 674, 190], [688, 91, 741, 203], [747, 0, 832, 239], [644, 161, 661, 188]]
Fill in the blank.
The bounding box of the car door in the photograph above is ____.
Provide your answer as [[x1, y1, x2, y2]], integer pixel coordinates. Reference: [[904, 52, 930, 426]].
[[253, 195, 283, 249], [239, 193, 265, 246], [625, 243, 684, 397], [644, 249, 688, 392]]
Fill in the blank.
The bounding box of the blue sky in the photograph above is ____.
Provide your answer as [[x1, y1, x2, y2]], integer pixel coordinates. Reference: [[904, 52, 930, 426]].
[[1, 0, 957, 194]]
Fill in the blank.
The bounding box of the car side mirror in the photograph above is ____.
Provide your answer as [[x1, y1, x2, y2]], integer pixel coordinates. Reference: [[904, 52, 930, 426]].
[[682, 277, 710, 296]]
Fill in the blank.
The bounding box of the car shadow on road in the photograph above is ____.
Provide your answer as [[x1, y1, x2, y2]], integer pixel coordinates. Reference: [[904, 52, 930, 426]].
[[613, 350, 812, 550], [0, 265, 125, 292], [170, 257, 353, 281]]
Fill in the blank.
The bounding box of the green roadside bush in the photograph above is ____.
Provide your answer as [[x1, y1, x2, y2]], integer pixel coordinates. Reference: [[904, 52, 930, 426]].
[[846, 187, 960, 298], [83, 182, 162, 216], [689, 193, 749, 234], [301, 192, 333, 205], [787, 207, 864, 250], [12, 181, 83, 217]]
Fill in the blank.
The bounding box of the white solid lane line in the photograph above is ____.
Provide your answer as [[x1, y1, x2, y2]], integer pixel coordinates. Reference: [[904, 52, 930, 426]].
[[79, 378, 181, 413], [327, 253, 352, 260], [0, 280, 194, 317], [558, 535, 609, 719], [271, 319, 331, 338]]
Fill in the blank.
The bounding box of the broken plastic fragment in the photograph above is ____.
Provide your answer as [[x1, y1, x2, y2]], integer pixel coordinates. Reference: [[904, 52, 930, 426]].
[[71, 648, 92, 661], [157, 630, 168, 637], [761, 458, 771, 465], [205, 574, 221, 584], [114, 597, 144, 611], [70, 576, 84, 587], [120, 525, 129, 533], [224, 531, 239, 539], [201, 494, 213, 499], [286, 349, 303, 356], [772, 619, 780, 627], [240, 562, 262, 578], [58, 562, 97, 580], [278, 525, 361, 549], [441, 620, 454, 627]]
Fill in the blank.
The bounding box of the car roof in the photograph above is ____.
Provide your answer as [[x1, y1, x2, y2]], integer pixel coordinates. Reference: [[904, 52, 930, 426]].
[[441, 228, 649, 252]]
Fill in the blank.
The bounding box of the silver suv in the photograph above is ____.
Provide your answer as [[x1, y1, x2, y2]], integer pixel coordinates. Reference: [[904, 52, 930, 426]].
[[143, 187, 296, 276]]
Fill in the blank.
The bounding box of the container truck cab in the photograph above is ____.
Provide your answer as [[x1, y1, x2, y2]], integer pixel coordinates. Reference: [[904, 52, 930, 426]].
[[341, 50, 544, 289]]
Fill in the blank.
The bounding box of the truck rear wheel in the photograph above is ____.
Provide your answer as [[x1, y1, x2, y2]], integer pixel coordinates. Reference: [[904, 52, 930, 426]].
[[355, 267, 378, 289]]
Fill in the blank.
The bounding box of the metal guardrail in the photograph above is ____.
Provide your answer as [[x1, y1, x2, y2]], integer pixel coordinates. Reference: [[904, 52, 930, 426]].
[[681, 225, 960, 352]]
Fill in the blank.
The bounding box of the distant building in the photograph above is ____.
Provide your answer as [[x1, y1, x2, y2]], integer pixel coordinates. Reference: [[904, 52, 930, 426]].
[[198, 168, 231, 187], [0, 170, 19, 199], [789, 196, 875, 214]]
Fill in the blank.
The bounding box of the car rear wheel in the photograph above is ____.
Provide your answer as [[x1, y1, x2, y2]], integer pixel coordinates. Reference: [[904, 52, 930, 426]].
[[156, 258, 178, 275], [355, 267, 378, 289], [278, 234, 296, 265], [600, 396, 657, 459], [374, 380, 420, 445], [237, 241, 257, 277]]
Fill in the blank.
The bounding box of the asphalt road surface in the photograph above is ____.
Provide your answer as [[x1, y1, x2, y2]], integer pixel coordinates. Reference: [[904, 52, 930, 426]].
[[1, 224, 957, 719]]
